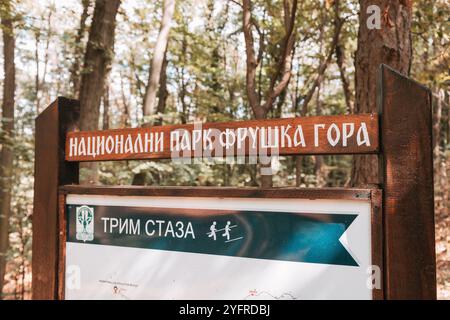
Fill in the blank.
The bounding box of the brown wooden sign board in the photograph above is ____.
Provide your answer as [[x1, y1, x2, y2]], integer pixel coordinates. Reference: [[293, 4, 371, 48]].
[[32, 64, 436, 300], [65, 114, 379, 161]]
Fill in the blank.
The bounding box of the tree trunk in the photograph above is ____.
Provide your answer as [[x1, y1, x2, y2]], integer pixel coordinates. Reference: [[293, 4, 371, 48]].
[[143, 0, 175, 117], [70, 0, 91, 97], [335, 44, 353, 113], [102, 83, 110, 130], [433, 89, 445, 216], [351, 0, 412, 186], [242, 0, 298, 188], [295, 157, 302, 186], [295, 1, 343, 187], [0, 2, 16, 296], [34, 8, 53, 114], [433, 89, 443, 174], [155, 51, 169, 125], [34, 29, 40, 114], [78, 0, 120, 184], [178, 33, 188, 124]]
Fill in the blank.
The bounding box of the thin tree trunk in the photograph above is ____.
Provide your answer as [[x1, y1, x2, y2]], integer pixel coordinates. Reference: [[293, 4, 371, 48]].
[[34, 8, 53, 114], [295, 2, 343, 186], [293, 50, 302, 186], [155, 50, 169, 125], [178, 32, 188, 124], [70, 0, 91, 97], [18, 217, 25, 300], [143, 0, 175, 118], [0, 2, 16, 296], [300, 13, 343, 116], [40, 8, 53, 107], [433, 89, 445, 216], [433, 89, 443, 174], [351, 0, 412, 186], [78, 0, 120, 184], [335, 44, 353, 113], [102, 83, 110, 130], [333, 0, 353, 114], [179, 68, 188, 124], [314, 81, 325, 186], [129, 51, 146, 105], [119, 71, 130, 127], [313, 10, 326, 187], [242, 0, 298, 188], [295, 157, 302, 186], [34, 29, 40, 114]]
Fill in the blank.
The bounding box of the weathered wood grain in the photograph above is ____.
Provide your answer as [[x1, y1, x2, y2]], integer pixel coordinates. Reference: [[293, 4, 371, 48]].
[[32, 97, 79, 300]]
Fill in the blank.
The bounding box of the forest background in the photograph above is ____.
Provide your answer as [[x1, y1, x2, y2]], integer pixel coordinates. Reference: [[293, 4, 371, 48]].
[[0, 0, 448, 299]]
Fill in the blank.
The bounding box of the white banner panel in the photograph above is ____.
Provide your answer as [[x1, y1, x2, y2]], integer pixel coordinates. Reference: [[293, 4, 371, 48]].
[[64, 194, 374, 300]]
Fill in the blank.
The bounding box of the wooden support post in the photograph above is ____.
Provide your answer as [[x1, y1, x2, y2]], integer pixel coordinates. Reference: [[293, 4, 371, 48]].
[[32, 97, 79, 300], [378, 64, 436, 299]]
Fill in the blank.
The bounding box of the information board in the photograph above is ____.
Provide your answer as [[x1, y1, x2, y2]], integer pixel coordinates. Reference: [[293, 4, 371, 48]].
[[62, 192, 379, 300]]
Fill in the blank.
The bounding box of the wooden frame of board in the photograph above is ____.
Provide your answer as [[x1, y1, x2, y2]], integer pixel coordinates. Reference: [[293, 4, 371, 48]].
[[57, 186, 383, 300], [32, 65, 436, 300]]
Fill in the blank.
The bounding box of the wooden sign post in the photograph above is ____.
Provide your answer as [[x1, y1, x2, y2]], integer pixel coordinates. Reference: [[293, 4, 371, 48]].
[[378, 65, 436, 299], [32, 97, 79, 299], [32, 65, 436, 300]]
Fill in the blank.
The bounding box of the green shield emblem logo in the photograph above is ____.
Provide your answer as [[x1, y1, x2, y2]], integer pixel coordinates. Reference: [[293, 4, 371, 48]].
[[76, 205, 94, 242]]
